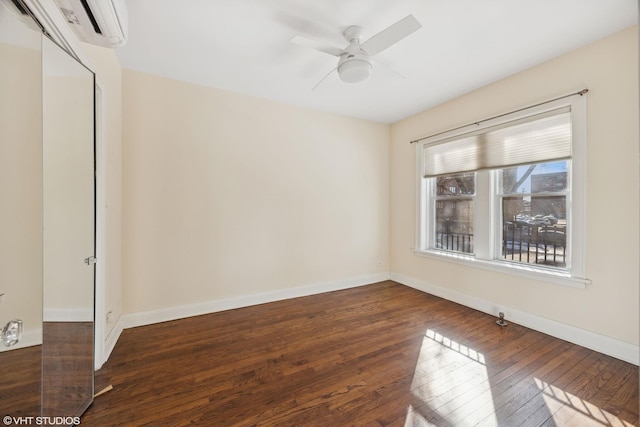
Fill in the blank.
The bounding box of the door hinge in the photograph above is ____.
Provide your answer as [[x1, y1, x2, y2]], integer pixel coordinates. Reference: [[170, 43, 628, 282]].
[[84, 256, 97, 265]]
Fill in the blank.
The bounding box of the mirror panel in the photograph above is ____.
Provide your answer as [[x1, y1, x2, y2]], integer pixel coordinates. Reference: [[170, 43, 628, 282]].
[[0, 4, 96, 419], [42, 36, 95, 417], [0, 4, 43, 416]]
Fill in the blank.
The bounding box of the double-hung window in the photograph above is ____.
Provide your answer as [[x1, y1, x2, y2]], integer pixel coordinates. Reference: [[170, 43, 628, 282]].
[[416, 93, 588, 287]]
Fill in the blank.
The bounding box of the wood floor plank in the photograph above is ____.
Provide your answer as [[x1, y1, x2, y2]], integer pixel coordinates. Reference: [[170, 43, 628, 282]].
[[428, 329, 589, 426], [429, 332, 568, 424], [83, 281, 638, 426], [0, 344, 41, 417], [545, 357, 640, 427], [477, 350, 609, 426]]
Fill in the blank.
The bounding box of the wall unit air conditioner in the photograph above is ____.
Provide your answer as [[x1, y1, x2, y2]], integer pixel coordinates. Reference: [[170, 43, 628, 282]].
[[52, 0, 127, 47]]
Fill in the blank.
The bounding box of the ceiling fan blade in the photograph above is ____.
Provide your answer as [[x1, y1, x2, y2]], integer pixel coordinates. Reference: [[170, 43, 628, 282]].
[[361, 15, 421, 56], [290, 35, 346, 57], [312, 67, 337, 91], [371, 57, 405, 80]]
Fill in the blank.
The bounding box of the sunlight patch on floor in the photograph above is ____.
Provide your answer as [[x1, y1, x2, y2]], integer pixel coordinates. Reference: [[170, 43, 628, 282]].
[[403, 404, 438, 427], [535, 377, 635, 426], [425, 329, 486, 364], [407, 329, 497, 426]]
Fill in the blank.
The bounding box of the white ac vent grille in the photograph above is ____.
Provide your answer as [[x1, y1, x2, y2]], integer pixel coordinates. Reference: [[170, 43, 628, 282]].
[[51, 0, 127, 48]]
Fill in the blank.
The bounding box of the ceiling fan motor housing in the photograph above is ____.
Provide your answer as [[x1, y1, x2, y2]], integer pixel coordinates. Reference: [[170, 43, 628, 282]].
[[337, 52, 372, 83], [290, 15, 421, 87]]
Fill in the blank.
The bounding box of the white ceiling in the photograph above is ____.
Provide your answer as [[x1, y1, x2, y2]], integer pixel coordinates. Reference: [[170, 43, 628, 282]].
[[116, 0, 637, 124]]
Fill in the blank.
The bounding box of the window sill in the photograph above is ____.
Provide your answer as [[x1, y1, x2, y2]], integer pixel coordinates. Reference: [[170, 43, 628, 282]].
[[413, 249, 590, 289]]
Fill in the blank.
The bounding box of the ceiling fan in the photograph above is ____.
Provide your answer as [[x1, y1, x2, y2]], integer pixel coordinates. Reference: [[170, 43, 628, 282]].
[[290, 14, 422, 90]]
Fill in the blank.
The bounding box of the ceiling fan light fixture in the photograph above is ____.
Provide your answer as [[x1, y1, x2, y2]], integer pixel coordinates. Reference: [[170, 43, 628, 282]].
[[338, 58, 372, 83], [291, 15, 421, 89]]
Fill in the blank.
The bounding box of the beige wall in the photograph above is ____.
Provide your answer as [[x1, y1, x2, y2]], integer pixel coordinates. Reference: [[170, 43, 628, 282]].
[[390, 26, 639, 345], [122, 70, 389, 313]]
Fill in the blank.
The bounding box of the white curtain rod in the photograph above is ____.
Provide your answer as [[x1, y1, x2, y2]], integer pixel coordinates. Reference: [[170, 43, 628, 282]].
[[409, 88, 589, 144]]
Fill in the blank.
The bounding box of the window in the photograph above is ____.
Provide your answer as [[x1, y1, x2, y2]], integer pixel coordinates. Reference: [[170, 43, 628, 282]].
[[416, 94, 588, 287], [432, 173, 475, 254], [499, 161, 568, 267]]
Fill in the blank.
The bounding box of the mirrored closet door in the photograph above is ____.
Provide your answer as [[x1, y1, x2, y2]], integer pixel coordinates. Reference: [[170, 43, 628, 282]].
[[42, 35, 95, 418], [0, 2, 96, 420]]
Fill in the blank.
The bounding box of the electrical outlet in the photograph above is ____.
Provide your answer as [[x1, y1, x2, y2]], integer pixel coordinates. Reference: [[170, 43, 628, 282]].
[[106, 311, 113, 323]]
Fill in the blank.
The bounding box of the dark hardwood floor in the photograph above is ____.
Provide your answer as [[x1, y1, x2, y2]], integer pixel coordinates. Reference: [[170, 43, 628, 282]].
[[83, 281, 639, 426], [42, 322, 94, 418], [0, 322, 93, 422], [0, 344, 41, 417], [0, 322, 93, 423]]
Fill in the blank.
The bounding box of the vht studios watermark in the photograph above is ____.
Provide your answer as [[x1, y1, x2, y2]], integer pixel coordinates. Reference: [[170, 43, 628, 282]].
[[3, 416, 81, 426]]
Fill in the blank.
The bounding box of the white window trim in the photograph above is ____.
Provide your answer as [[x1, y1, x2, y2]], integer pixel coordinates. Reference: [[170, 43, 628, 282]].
[[415, 94, 590, 289]]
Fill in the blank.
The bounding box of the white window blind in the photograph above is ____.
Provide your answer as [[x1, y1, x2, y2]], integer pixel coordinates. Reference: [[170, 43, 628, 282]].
[[423, 107, 571, 178]]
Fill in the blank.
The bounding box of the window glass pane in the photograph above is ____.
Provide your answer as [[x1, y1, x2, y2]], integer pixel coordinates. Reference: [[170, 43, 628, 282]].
[[501, 161, 568, 194], [435, 173, 475, 196], [434, 199, 473, 253], [501, 195, 567, 267]]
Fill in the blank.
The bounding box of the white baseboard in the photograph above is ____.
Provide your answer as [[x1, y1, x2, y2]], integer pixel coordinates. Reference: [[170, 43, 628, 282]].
[[43, 308, 93, 322], [99, 315, 124, 369], [0, 327, 42, 353], [122, 272, 391, 330], [390, 272, 639, 366]]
